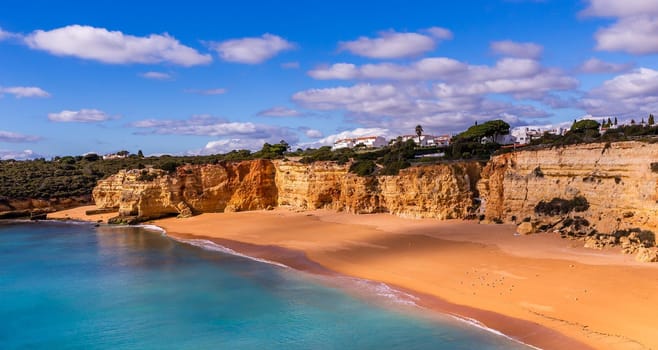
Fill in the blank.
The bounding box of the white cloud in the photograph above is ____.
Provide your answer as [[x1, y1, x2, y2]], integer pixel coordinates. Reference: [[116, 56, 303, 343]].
[[304, 129, 323, 138], [0, 149, 38, 160], [281, 61, 300, 69], [299, 128, 392, 149], [490, 40, 543, 59], [580, 0, 658, 17], [48, 109, 113, 122], [0, 130, 41, 143], [594, 16, 658, 54], [0, 86, 50, 98], [306, 57, 576, 99], [339, 27, 452, 59], [24, 25, 211, 66], [592, 68, 658, 98], [257, 106, 302, 117], [425, 27, 454, 40], [131, 115, 298, 144], [185, 88, 227, 95], [212, 34, 294, 64], [0, 28, 11, 41], [310, 63, 359, 80], [434, 69, 576, 97], [199, 139, 266, 154], [582, 0, 658, 55], [578, 58, 634, 73], [292, 82, 553, 133], [293, 84, 406, 113], [309, 57, 466, 80], [140, 71, 173, 80], [581, 67, 658, 115]]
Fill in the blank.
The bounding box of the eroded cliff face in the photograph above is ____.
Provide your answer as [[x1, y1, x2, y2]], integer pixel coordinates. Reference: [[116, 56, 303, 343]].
[[273, 161, 482, 218], [0, 196, 91, 219], [274, 161, 481, 219], [478, 141, 658, 234], [94, 160, 481, 220], [93, 160, 277, 219]]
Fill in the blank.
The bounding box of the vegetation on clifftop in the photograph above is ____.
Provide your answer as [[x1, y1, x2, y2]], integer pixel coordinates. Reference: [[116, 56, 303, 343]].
[[526, 119, 658, 149]]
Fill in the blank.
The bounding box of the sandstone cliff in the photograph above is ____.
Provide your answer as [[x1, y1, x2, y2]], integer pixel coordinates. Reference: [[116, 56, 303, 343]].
[[478, 141, 658, 235], [274, 161, 481, 219], [94, 160, 481, 221], [93, 160, 277, 219], [0, 196, 91, 218]]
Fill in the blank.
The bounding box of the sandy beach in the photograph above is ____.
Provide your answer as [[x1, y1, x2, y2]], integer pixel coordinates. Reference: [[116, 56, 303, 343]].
[[51, 206, 658, 350]]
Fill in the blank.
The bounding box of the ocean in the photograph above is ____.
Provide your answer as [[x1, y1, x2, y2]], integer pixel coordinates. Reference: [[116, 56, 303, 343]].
[[0, 222, 531, 349]]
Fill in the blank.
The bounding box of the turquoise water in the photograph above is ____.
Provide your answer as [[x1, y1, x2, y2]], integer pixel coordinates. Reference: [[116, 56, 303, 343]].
[[0, 222, 530, 349]]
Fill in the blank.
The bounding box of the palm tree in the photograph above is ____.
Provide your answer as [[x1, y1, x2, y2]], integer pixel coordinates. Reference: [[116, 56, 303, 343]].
[[415, 125, 423, 145]]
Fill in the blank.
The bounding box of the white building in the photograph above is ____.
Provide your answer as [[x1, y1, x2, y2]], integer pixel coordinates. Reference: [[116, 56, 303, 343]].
[[102, 153, 128, 160], [400, 134, 451, 147], [332, 136, 387, 150], [510, 126, 568, 145], [332, 138, 354, 150], [352, 136, 388, 148]]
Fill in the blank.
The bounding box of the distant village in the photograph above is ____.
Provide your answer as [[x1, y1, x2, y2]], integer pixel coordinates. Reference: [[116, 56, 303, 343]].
[[331, 116, 643, 151]]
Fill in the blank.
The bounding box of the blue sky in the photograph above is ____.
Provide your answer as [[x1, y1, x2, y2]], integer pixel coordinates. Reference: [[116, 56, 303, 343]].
[[1, 0, 657, 159]]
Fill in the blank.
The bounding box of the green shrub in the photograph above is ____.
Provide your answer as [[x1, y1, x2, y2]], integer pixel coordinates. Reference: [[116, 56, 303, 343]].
[[349, 160, 376, 176], [137, 170, 158, 182]]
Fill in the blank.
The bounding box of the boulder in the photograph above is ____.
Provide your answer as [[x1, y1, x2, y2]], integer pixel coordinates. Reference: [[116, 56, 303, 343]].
[[516, 222, 535, 235], [635, 247, 658, 263], [176, 202, 193, 218]]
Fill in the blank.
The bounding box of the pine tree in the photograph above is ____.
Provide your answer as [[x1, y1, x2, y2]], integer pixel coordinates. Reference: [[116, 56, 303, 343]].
[[614, 117, 618, 126], [649, 114, 655, 126]]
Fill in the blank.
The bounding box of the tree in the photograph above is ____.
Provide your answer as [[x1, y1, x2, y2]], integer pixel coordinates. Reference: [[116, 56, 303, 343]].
[[570, 119, 600, 132], [614, 117, 618, 126], [137, 150, 144, 158], [415, 125, 424, 145], [83, 153, 100, 162], [256, 140, 289, 159], [280, 140, 291, 152], [649, 114, 655, 126], [453, 120, 510, 143], [607, 117, 612, 127]]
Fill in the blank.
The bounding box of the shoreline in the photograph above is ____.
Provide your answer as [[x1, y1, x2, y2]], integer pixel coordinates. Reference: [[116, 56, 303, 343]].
[[48, 206, 658, 349], [163, 232, 588, 350]]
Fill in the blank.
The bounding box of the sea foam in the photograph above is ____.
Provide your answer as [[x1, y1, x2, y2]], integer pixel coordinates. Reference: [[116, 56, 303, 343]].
[[174, 237, 290, 269]]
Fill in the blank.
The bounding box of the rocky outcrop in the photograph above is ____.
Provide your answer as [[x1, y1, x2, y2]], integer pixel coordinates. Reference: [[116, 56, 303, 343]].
[[477, 141, 658, 259], [478, 141, 658, 233], [94, 160, 481, 221], [93, 160, 278, 219]]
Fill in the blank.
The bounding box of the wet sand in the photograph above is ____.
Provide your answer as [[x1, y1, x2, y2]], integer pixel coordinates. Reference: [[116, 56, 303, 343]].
[[51, 206, 658, 349]]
